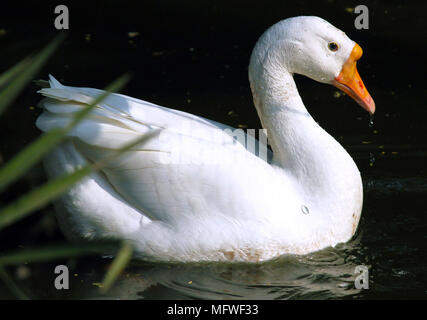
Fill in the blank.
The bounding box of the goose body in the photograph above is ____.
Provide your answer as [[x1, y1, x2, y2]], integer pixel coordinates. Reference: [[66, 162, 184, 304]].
[[36, 16, 375, 262]]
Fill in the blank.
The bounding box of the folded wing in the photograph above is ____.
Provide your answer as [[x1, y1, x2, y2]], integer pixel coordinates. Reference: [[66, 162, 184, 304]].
[[37, 76, 284, 225]]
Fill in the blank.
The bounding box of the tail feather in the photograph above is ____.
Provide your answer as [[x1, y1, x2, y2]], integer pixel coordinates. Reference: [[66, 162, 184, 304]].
[[36, 75, 153, 150], [48, 74, 64, 88]]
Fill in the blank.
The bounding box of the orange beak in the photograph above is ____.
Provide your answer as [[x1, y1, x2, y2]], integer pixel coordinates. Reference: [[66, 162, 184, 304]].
[[332, 43, 375, 114]]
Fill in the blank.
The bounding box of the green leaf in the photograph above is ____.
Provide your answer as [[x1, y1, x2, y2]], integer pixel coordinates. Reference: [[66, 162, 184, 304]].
[[100, 241, 133, 293], [0, 73, 131, 192], [0, 266, 30, 299], [0, 33, 66, 116], [0, 128, 65, 192], [0, 165, 92, 230], [0, 57, 32, 90], [0, 242, 119, 266], [66, 73, 131, 129]]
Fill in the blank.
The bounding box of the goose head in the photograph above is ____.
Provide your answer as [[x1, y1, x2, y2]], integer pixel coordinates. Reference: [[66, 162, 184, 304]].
[[249, 16, 375, 114]]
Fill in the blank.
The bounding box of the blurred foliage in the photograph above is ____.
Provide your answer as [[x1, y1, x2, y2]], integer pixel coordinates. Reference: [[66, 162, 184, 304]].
[[0, 35, 138, 299]]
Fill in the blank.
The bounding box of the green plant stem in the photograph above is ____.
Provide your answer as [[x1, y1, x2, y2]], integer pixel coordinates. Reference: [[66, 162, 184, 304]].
[[0, 266, 30, 300]]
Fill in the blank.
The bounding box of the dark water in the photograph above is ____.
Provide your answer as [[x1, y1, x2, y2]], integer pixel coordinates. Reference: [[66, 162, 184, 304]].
[[0, 1, 426, 299]]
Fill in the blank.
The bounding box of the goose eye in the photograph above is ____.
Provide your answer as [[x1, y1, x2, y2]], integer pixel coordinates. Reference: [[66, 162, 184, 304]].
[[328, 42, 339, 52]]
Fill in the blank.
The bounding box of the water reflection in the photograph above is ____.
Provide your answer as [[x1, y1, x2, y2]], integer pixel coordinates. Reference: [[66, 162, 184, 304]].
[[76, 239, 365, 300]]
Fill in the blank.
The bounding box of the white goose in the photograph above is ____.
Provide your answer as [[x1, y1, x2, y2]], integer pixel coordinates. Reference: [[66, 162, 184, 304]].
[[36, 16, 375, 262]]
